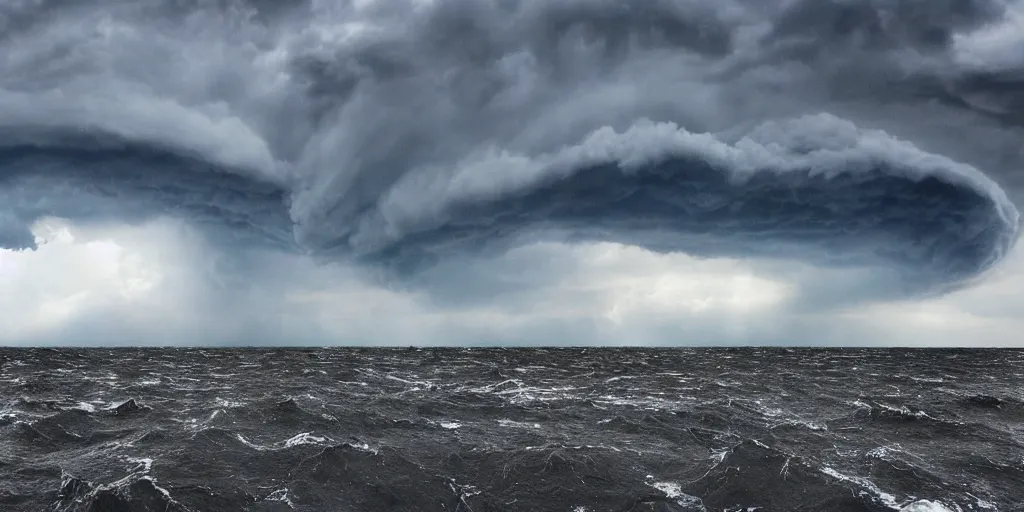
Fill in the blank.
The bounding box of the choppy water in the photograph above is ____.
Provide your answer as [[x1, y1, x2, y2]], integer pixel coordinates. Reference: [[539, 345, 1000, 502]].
[[1, 348, 1022, 511]]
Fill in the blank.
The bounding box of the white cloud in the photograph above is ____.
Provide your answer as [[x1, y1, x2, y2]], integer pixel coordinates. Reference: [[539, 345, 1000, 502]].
[[0, 218, 165, 341]]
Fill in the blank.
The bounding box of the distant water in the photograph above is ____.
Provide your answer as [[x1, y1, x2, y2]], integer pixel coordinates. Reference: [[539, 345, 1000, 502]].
[[1, 348, 1022, 511]]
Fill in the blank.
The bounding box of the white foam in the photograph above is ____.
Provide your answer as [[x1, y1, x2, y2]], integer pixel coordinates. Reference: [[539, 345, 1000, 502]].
[[447, 480, 483, 510], [344, 441, 379, 455], [821, 466, 899, 509], [523, 444, 623, 453], [821, 468, 963, 512], [214, 398, 245, 408], [972, 497, 998, 510], [644, 478, 706, 510], [73, 402, 96, 413], [235, 434, 268, 451], [284, 432, 331, 448], [236, 432, 334, 450], [265, 488, 295, 508], [900, 500, 957, 512], [497, 419, 541, 429], [126, 457, 153, 473], [865, 444, 920, 462], [87, 474, 187, 510], [648, 481, 683, 498], [604, 376, 636, 383], [139, 476, 185, 508]]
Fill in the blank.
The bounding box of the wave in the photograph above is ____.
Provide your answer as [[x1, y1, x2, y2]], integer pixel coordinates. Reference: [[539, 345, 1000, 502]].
[[7, 347, 1019, 510]]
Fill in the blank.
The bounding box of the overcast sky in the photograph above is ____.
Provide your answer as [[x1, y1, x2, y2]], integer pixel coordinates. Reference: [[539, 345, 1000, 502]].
[[3, 0, 1024, 346]]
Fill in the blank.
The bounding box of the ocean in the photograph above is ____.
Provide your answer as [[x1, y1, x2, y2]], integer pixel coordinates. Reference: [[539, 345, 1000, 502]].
[[1, 348, 1021, 511]]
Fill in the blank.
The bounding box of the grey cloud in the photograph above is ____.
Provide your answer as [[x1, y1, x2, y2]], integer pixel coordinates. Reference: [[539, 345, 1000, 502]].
[[1, 0, 1023, 309], [765, 0, 1004, 53]]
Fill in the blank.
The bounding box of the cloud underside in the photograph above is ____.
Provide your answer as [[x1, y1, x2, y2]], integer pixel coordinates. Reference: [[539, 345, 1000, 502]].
[[1, 115, 1017, 297]]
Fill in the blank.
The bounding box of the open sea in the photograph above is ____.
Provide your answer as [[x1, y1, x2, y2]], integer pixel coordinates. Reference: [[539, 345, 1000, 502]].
[[1, 348, 1021, 511]]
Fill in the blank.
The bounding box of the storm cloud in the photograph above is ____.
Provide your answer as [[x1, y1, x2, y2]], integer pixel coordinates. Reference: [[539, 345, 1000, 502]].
[[2, 0, 1024, 343]]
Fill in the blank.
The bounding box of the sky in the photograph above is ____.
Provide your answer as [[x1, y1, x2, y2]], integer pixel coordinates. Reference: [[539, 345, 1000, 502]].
[[2, 0, 1024, 346]]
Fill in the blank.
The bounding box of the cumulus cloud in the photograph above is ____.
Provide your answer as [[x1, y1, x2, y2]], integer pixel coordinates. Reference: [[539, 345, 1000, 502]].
[[2, 0, 1024, 345]]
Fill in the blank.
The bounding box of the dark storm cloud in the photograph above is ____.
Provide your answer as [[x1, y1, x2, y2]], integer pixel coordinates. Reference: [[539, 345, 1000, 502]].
[[1, 0, 1022, 297], [0, 143, 294, 252], [765, 0, 1004, 53]]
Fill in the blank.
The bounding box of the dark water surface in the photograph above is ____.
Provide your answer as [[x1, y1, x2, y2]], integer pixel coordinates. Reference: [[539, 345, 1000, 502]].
[[1, 348, 1022, 511]]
